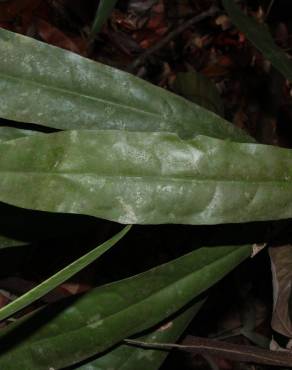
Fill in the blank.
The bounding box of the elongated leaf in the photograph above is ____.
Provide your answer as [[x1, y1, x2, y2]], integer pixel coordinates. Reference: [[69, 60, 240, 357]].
[[0, 234, 27, 249], [173, 71, 224, 116], [0, 244, 251, 369], [0, 126, 38, 142], [90, 0, 118, 39], [0, 225, 130, 322], [0, 28, 252, 142], [76, 300, 205, 370], [0, 130, 292, 225], [223, 0, 292, 82]]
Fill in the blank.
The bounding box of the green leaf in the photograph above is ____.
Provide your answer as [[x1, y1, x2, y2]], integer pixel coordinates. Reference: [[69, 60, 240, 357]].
[[0, 225, 130, 322], [0, 28, 252, 143], [90, 0, 118, 39], [0, 244, 251, 369], [223, 0, 292, 82], [173, 71, 224, 116], [0, 129, 292, 225], [0, 126, 38, 142], [76, 300, 205, 370], [0, 234, 27, 249]]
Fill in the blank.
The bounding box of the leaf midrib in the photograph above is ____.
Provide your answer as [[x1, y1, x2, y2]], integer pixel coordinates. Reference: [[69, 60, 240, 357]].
[[0, 71, 164, 121], [0, 171, 290, 184]]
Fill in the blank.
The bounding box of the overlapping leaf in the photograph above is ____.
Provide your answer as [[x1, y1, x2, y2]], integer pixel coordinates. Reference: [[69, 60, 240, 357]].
[[0, 126, 38, 143], [223, 0, 292, 82], [0, 244, 250, 369], [90, 0, 118, 39], [76, 301, 205, 370], [0, 234, 27, 249], [0, 28, 252, 142], [0, 226, 130, 322], [0, 130, 292, 224]]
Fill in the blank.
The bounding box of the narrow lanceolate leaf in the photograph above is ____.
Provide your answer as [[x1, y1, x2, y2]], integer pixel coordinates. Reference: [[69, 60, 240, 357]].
[[0, 244, 251, 369], [0, 28, 252, 142], [76, 301, 205, 370], [0, 130, 292, 225], [90, 0, 118, 39], [0, 226, 130, 322], [223, 0, 292, 82], [0, 235, 27, 249]]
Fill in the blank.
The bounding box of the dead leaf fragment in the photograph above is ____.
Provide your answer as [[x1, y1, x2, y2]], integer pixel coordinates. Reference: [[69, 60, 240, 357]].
[[269, 245, 292, 338]]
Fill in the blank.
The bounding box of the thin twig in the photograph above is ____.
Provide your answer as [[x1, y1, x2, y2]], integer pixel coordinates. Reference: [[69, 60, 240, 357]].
[[128, 6, 219, 72], [124, 335, 292, 367]]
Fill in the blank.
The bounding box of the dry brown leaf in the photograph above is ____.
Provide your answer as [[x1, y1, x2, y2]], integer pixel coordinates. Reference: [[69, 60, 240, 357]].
[[269, 245, 292, 338], [36, 19, 84, 55], [0, 0, 40, 22]]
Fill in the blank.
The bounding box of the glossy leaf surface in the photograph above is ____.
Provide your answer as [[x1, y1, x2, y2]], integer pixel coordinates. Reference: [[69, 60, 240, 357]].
[[223, 0, 292, 82], [0, 28, 252, 142], [0, 244, 250, 369], [76, 301, 205, 370], [0, 130, 292, 224], [0, 226, 130, 322]]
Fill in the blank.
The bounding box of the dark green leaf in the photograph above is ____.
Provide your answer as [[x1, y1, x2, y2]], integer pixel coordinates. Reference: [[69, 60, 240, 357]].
[[0, 28, 252, 142], [0, 235, 27, 249], [0, 226, 130, 322], [0, 244, 251, 369], [0, 130, 291, 224], [223, 0, 292, 82], [173, 71, 224, 116], [76, 300, 205, 370], [90, 0, 118, 39]]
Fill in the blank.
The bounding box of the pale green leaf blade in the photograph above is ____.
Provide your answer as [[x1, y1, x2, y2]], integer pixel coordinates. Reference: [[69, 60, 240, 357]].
[[0, 28, 252, 142], [0, 225, 130, 322], [0, 130, 292, 224], [223, 0, 292, 82], [0, 126, 38, 142], [0, 244, 251, 369], [90, 0, 118, 39], [76, 300, 205, 370]]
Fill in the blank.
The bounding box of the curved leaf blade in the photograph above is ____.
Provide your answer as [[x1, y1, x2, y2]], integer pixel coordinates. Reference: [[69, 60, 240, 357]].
[[0, 235, 27, 249], [76, 300, 205, 370], [0, 28, 252, 142], [0, 225, 130, 322], [0, 130, 292, 224], [90, 0, 118, 39], [0, 244, 251, 369], [223, 0, 292, 82]]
